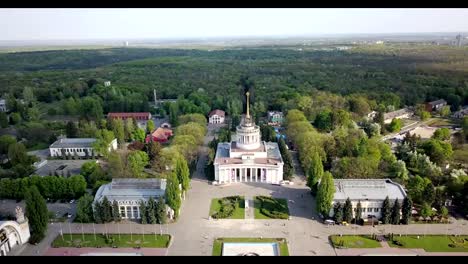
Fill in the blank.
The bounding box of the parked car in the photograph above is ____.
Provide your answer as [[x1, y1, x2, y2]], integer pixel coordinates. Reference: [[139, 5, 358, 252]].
[[66, 213, 72, 218], [69, 200, 75, 204], [325, 219, 335, 225]]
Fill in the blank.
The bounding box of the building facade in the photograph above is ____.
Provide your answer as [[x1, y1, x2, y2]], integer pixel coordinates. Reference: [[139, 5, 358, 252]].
[[0, 207, 30, 256], [107, 112, 152, 129], [94, 179, 166, 220], [329, 179, 407, 220], [425, 99, 447, 112], [267, 111, 284, 126], [145, 127, 173, 143], [213, 92, 284, 185], [49, 138, 118, 158], [0, 99, 7, 112], [208, 109, 225, 124]]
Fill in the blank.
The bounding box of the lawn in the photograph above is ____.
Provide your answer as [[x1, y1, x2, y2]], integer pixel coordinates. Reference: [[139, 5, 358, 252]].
[[210, 196, 245, 219], [330, 235, 382, 248], [212, 237, 289, 256], [254, 196, 289, 219], [389, 235, 468, 252], [453, 144, 468, 164], [52, 234, 171, 248], [426, 117, 455, 127]]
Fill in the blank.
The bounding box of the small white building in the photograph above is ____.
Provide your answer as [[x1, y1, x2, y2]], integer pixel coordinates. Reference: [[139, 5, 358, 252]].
[[208, 109, 225, 124], [0, 99, 7, 112], [330, 179, 407, 220], [104, 81, 111, 87], [94, 179, 167, 220], [267, 111, 284, 126], [49, 138, 117, 158]]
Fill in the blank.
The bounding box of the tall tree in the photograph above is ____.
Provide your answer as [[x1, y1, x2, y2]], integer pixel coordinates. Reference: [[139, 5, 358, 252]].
[[423, 182, 436, 206], [307, 151, 324, 195], [131, 128, 146, 142], [381, 196, 392, 224], [175, 156, 190, 192], [156, 196, 167, 224], [146, 141, 162, 165], [127, 150, 149, 178], [65, 121, 78, 138], [401, 196, 413, 225], [139, 200, 147, 224], [111, 119, 125, 146], [93, 201, 102, 223], [391, 198, 401, 225], [147, 197, 157, 224], [0, 112, 8, 128], [124, 118, 135, 142], [278, 138, 294, 180], [25, 186, 49, 243], [165, 171, 181, 219], [343, 198, 353, 223], [355, 201, 363, 223], [333, 202, 343, 223], [112, 200, 120, 222], [107, 152, 125, 178], [75, 193, 95, 223], [101, 196, 112, 223], [147, 120, 155, 133], [316, 171, 335, 217], [93, 129, 115, 158]]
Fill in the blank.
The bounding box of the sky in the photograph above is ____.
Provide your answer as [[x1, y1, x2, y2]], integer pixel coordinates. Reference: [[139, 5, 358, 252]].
[[1, 8, 468, 41]]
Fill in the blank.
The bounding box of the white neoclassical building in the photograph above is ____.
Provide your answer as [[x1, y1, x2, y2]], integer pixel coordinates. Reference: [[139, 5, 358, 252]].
[[213, 92, 284, 185], [49, 137, 118, 158], [329, 179, 407, 220], [94, 178, 167, 220], [0, 207, 30, 256], [208, 109, 225, 124]]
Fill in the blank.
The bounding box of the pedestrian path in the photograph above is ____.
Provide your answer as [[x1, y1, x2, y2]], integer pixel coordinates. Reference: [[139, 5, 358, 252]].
[[245, 198, 255, 220]]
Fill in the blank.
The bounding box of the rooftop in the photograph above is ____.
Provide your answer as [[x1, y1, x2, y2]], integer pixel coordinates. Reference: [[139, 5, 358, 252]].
[[384, 108, 412, 120], [107, 112, 151, 118], [49, 138, 96, 149], [333, 179, 406, 202], [427, 99, 447, 106], [94, 178, 167, 203], [209, 109, 225, 117], [215, 141, 283, 165]]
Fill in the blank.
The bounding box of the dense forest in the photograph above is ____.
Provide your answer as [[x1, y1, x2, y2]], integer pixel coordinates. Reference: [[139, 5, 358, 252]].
[[0, 44, 467, 114]]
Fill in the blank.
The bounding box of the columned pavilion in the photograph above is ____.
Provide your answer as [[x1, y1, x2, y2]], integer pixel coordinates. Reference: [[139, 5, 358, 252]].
[[213, 92, 284, 185]]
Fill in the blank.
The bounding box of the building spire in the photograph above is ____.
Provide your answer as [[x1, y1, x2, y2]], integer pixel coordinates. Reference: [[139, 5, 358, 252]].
[[246, 91, 250, 119]]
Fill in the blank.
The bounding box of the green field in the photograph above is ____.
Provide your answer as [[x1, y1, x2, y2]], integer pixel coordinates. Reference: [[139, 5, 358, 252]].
[[330, 235, 382, 248], [453, 144, 468, 164], [389, 235, 468, 252], [212, 237, 289, 256], [51, 234, 171, 248], [426, 118, 456, 127], [210, 197, 245, 219], [254, 196, 289, 219]]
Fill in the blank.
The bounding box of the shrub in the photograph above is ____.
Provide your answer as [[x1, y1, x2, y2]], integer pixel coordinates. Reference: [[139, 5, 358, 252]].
[[211, 196, 241, 219]]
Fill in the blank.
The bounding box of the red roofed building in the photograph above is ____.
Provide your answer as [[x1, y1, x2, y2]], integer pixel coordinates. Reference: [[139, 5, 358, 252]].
[[208, 109, 225, 124], [107, 112, 152, 121], [145, 127, 173, 143]]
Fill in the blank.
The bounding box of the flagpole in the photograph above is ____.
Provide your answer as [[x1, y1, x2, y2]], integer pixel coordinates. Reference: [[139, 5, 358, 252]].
[[93, 223, 96, 241], [60, 223, 64, 240], [68, 222, 72, 241]]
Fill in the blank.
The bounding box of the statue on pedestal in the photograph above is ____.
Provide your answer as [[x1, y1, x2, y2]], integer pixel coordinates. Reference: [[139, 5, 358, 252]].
[[15, 206, 25, 223]]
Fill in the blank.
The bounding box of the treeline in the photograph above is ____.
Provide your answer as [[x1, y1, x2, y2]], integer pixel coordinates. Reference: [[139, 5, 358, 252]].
[[1, 45, 467, 117], [0, 175, 87, 200]]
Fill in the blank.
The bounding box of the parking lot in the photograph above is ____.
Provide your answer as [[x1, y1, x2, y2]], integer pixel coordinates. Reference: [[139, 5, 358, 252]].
[[0, 199, 77, 222]]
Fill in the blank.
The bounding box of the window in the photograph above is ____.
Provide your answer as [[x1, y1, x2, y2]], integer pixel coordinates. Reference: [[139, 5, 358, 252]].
[[120, 206, 126, 218], [133, 206, 139, 219], [367, 208, 372, 212], [126, 207, 132, 218], [374, 208, 379, 212]]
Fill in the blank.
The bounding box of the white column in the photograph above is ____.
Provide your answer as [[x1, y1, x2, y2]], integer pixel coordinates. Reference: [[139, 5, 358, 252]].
[[254, 168, 257, 182]]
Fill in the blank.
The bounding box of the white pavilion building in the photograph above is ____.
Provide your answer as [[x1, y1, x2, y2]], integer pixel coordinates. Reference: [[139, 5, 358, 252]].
[[213, 92, 284, 184]]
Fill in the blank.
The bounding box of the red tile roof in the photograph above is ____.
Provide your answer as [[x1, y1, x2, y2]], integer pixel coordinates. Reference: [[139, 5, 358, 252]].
[[108, 112, 151, 119], [208, 109, 225, 117]]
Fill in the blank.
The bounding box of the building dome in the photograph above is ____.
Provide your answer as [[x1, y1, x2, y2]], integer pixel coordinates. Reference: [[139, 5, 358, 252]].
[[236, 115, 261, 150]]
